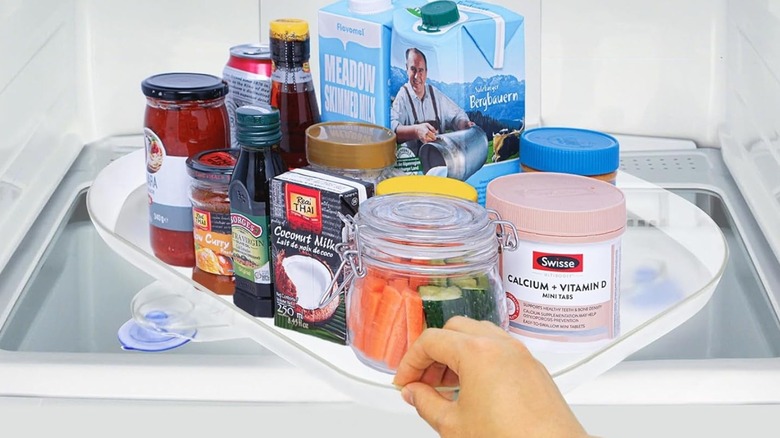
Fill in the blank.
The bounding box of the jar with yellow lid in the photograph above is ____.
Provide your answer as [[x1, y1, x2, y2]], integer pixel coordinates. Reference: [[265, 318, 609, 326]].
[[376, 175, 478, 202], [305, 121, 401, 186], [520, 127, 620, 184]]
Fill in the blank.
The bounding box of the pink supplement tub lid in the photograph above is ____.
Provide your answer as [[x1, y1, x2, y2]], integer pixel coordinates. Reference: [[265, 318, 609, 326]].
[[486, 172, 626, 244]]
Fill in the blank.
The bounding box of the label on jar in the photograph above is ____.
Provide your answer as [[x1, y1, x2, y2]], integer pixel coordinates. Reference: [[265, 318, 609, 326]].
[[192, 207, 233, 275], [145, 128, 193, 232], [501, 238, 621, 342], [231, 211, 271, 284]]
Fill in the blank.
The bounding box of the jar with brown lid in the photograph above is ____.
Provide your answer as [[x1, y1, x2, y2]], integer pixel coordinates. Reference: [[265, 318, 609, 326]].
[[186, 148, 239, 295], [305, 121, 401, 186]]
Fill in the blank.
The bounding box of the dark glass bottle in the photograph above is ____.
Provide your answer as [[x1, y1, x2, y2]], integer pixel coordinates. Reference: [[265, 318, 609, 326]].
[[269, 18, 321, 170], [230, 105, 286, 317]]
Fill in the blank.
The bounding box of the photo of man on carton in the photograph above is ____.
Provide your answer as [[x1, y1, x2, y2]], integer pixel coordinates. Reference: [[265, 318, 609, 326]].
[[389, 1, 525, 203], [391, 47, 474, 155]]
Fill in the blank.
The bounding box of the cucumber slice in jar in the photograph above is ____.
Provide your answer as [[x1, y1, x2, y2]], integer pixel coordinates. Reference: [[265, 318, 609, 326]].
[[419, 285, 466, 328], [463, 287, 501, 325], [448, 275, 479, 288]]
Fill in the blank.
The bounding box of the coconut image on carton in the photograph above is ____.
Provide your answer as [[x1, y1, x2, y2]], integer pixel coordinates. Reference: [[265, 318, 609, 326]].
[[389, 0, 525, 205]]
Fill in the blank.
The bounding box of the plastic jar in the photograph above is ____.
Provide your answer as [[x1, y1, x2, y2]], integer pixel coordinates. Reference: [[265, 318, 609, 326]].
[[305, 122, 400, 186], [142, 73, 230, 267], [186, 148, 239, 295], [375, 175, 478, 202], [486, 172, 626, 348], [520, 127, 620, 184], [340, 193, 517, 373]]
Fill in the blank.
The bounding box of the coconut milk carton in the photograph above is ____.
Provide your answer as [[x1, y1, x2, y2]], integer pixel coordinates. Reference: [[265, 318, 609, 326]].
[[270, 168, 374, 345], [390, 0, 525, 204], [319, 0, 416, 126]]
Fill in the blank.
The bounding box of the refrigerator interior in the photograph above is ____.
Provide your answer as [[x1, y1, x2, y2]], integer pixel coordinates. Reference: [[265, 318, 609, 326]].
[[1, 0, 779, 436]]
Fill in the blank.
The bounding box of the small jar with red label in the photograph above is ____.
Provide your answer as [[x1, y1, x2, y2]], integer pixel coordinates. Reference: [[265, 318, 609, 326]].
[[186, 148, 239, 295]]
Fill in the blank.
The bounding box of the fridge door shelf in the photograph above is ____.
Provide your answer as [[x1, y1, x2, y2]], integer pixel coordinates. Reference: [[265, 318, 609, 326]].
[[86, 148, 727, 413]]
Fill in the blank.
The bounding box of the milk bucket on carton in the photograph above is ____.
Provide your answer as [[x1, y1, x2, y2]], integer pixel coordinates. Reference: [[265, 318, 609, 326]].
[[390, 0, 525, 204]]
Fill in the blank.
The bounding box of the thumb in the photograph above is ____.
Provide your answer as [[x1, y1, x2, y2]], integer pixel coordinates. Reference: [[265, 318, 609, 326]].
[[402, 383, 455, 432]]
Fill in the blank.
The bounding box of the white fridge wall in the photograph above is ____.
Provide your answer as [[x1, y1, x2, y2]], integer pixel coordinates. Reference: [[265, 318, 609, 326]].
[[722, 0, 780, 265], [540, 0, 725, 146], [0, 0, 84, 274], [82, 0, 262, 140]]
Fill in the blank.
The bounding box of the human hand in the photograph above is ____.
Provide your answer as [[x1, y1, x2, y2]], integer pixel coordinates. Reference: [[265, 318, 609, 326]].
[[393, 317, 591, 438], [415, 123, 437, 142]]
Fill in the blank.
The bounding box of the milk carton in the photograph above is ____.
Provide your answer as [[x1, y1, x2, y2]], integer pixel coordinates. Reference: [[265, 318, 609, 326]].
[[390, 0, 525, 204], [318, 0, 399, 126]]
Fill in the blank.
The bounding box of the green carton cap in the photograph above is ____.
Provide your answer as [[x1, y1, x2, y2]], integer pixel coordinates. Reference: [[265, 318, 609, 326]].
[[419, 1, 459, 33]]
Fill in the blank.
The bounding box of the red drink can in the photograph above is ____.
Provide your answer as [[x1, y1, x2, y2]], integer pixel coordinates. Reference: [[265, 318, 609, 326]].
[[223, 43, 273, 148]]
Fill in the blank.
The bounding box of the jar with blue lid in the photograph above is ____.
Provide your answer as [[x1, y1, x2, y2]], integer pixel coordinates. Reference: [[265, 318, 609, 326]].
[[519, 127, 620, 184]]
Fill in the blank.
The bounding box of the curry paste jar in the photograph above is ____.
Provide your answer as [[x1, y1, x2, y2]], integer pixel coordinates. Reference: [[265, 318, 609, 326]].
[[520, 127, 620, 184], [142, 73, 230, 267], [186, 149, 239, 295], [334, 193, 517, 373]]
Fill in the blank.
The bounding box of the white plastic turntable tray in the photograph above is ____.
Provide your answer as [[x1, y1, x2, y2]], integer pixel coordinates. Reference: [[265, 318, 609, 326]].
[[87, 148, 726, 413]]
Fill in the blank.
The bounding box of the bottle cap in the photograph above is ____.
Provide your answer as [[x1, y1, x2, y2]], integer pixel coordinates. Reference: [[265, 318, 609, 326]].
[[349, 0, 392, 14], [520, 127, 620, 176], [376, 175, 478, 202], [419, 1, 460, 33], [270, 18, 310, 41], [306, 122, 396, 169], [270, 19, 311, 65], [236, 105, 282, 148]]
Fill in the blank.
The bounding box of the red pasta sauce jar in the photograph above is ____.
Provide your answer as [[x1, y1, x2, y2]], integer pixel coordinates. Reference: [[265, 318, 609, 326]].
[[142, 73, 230, 267]]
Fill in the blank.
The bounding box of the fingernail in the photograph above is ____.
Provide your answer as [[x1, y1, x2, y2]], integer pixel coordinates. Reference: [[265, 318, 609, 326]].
[[401, 386, 415, 407]]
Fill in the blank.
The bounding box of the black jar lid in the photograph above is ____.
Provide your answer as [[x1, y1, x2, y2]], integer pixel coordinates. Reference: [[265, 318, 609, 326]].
[[142, 73, 229, 101], [186, 148, 239, 184]]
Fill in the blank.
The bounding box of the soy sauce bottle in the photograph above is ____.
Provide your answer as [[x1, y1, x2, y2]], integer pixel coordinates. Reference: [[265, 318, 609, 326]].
[[230, 105, 286, 317], [269, 18, 320, 170]]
